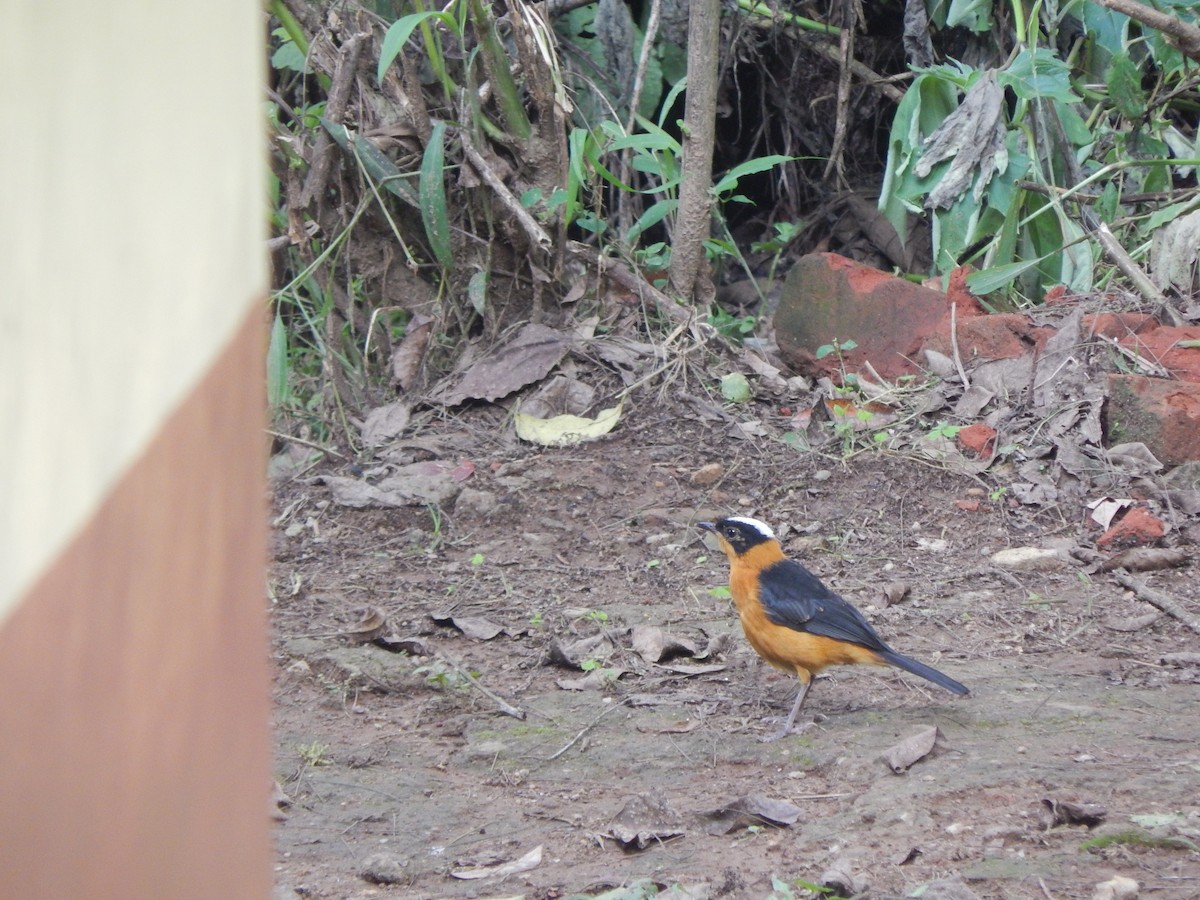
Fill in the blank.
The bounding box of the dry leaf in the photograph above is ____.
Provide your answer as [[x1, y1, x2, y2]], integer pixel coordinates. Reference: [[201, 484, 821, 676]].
[[342, 607, 388, 642], [430, 612, 507, 641], [881, 725, 945, 773], [705, 795, 803, 834], [609, 795, 685, 849], [391, 314, 433, 390], [451, 844, 543, 880], [630, 625, 700, 662], [360, 401, 412, 448], [431, 323, 571, 406]]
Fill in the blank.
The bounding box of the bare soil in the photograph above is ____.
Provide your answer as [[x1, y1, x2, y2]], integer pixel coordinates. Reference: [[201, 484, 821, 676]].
[[270, 406, 1200, 900]]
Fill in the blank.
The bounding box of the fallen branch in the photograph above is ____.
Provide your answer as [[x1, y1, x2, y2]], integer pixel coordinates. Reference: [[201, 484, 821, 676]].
[[1114, 571, 1200, 635]]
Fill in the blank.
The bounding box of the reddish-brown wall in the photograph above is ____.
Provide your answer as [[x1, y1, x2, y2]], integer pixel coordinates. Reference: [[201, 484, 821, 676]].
[[0, 307, 270, 898]]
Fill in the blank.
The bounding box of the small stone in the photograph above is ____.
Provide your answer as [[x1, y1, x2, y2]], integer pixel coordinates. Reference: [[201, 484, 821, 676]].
[[690, 463, 724, 486], [361, 852, 409, 884]]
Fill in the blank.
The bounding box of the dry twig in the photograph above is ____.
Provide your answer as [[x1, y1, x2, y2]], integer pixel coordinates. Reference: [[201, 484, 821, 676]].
[[1114, 571, 1200, 635]]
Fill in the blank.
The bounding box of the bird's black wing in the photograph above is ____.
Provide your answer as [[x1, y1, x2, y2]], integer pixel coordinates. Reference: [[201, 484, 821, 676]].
[[757, 559, 892, 653]]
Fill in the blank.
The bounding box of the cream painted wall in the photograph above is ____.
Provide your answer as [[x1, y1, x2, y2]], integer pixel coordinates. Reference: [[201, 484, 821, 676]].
[[0, 3, 266, 618]]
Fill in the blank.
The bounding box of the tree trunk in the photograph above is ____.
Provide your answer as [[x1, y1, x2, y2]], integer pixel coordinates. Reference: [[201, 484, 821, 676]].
[[667, 0, 720, 304]]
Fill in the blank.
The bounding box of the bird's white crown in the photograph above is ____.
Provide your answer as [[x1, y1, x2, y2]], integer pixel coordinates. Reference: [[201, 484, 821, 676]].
[[725, 516, 775, 540]]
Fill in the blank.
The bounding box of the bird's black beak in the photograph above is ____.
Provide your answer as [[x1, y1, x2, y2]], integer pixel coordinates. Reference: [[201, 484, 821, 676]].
[[698, 521, 715, 533]]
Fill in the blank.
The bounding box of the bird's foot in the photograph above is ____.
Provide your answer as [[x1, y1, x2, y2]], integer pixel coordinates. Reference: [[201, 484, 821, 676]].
[[757, 714, 823, 742]]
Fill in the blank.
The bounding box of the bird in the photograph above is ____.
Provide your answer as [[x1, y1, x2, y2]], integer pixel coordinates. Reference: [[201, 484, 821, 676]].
[[699, 515, 968, 740]]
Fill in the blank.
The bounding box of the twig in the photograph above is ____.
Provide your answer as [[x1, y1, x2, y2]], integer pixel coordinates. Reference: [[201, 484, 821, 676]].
[[459, 131, 553, 253], [438, 652, 527, 720], [1095, 223, 1185, 326], [266, 429, 348, 459], [544, 697, 631, 761], [300, 32, 369, 209], [949, 300, 971, 388], [1095, 334, 1171, 378], [1114, 571, 1200, 635]]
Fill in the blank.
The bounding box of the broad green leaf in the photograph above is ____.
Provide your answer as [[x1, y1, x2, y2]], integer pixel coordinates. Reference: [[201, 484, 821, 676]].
[[514, 403, 623, 446], [946, 0, 992, 32], [1000, 49, 1079, 103], [377, 11, 456, 83], [419, 121, 454, 270], [966, 256, 1050, 294], [322, 119, 420, 207]]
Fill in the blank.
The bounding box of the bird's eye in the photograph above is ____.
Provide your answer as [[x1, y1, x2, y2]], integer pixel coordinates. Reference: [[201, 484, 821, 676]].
[[724, 527, 738, 539]]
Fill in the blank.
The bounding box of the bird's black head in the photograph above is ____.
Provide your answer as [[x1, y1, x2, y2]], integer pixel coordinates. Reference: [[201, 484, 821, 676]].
[[699, 516, 776, 556]]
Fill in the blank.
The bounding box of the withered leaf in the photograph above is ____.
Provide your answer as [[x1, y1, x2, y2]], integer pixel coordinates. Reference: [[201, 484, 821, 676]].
[[609, 795, 685, 849], [704, 794, 802, 834], [451, 844, 543, 880], [1100, 547, 1190, 573], [881, 725, 945, 773], [429, 612, 506, 641], [630, 625, 700, 662], [1040, 797, 1107, 830], [342, 606, 388, 642], [430, 323, 572, 406]]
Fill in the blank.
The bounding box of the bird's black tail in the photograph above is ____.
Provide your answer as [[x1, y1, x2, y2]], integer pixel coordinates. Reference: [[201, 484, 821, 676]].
[[878, 650, 969, 696]]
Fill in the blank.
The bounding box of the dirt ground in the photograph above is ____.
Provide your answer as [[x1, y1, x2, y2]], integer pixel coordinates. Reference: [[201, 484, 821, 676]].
[[269, 397, 1200, 900]]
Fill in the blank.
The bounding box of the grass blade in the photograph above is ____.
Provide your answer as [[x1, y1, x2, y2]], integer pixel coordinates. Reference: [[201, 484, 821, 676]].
[[419, 120, 454, 270]]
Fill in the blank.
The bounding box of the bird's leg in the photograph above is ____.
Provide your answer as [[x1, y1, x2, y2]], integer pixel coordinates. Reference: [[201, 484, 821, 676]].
[[759, 677, 813, 742]]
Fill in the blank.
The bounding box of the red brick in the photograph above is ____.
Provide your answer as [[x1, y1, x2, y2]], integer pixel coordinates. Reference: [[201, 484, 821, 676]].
[[1117, 325, 1200, 383], [1105, 374, 1200, 466], [923, 313, 1049, 362], [775, 253, 954, 380], [956, 423, 997, 458], [1097, 506, 1166, 548]]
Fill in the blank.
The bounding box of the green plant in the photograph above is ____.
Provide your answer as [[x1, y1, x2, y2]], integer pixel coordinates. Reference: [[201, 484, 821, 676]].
[[709, 306, 757, 341], [879, 1, 1200, 301], [296, 741, 332, 767]]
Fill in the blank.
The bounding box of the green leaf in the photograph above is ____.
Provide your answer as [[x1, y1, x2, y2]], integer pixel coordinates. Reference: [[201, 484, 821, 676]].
[[267, 308, 290, 408], [625, 199, 677, 244], [419, 120, 454, 270], [1000, 49, 1079, 103], [377, 11, 456, 84], [712, 155, 794, 196], [1106, 51, 1147, 119], [720, 372, 752, 402], [467, 270, 488, 316]]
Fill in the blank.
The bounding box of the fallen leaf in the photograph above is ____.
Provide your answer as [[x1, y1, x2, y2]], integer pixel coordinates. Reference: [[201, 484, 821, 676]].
[[1040, 797, 1106, 829], [373, 635, 436, 655], [704, 795, 802, 834], [609, 795, 685, 849], [1087, 497, 1133, 530], [881, 725, 945, 773], [555, 667, 625, 691], [342, 607, 388, 642], [630, 625, 700, 662], [1100, 547, 1190, 573], [451, 844, 543, 880], [431, 323, 572, 406], [515, 402, 622, 446], [391, 314, 433, 390], [360, 400, 412, 448], [547, 634, 614, 668], [430, 612, 506, 641], [720, 372, 752, 402]]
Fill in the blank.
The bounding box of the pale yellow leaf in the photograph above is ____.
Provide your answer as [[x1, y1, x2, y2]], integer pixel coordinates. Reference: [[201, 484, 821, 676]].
[[514, 402, 622, 446]]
